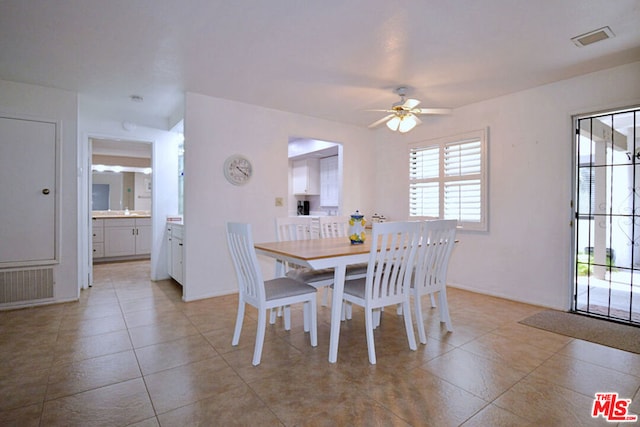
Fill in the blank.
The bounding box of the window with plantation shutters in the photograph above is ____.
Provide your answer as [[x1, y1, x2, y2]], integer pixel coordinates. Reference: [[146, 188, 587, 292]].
[[409, 129, 488, 231]]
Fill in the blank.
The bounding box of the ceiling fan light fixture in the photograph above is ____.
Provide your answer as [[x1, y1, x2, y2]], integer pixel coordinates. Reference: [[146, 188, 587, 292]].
[[386, 116, 401, 131], [398, 114, 418, 133]]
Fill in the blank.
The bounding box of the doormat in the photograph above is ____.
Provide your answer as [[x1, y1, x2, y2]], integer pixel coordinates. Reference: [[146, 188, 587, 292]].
[[519, 310, 640, 354]]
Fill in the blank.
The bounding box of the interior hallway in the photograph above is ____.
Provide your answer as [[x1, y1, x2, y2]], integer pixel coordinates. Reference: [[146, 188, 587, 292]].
[[1, 260, 639, 426]]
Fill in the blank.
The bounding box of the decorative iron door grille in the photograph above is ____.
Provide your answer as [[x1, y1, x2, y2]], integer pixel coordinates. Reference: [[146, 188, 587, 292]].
[[574, 106, 639, 325]]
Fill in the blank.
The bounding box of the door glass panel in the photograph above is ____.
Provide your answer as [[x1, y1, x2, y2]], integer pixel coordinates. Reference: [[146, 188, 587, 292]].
[[574, 107, 640, 325]]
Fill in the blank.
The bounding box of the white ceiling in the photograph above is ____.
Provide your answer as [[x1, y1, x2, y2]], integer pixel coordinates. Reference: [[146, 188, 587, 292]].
[[1, 1, 639, 129]]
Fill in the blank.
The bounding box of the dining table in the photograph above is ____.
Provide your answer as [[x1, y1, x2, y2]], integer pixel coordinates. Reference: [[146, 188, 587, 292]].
[[254, 236, 372, 363]]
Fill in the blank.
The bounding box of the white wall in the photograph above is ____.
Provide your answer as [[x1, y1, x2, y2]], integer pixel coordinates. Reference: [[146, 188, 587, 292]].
[[373, 61, 640, 310], [79, 100, 181, 284], [0, 79, 79, 303], [183, 93, 375, 301]]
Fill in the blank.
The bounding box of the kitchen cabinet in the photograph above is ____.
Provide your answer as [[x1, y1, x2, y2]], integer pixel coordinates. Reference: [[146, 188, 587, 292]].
[[292, 158, 320, 195], [103, 218, 152, 258], [166, 222, 184, 285], [320, 155, 339, 207]]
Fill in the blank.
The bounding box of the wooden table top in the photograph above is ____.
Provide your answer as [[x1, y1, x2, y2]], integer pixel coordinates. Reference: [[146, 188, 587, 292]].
[[254, 237, 372, 261]]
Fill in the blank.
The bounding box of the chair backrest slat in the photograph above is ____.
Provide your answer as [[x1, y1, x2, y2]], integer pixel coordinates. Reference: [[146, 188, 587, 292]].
[[226, 222, 266, 303], [366, 221, 420, 303], [318, 216, 350, 238], [275, 216, 314, 241], [414, 220, 457, 294]]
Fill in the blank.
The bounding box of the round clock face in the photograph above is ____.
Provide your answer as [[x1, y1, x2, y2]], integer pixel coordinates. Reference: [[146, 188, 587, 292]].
[[223, 155, 252, 185]]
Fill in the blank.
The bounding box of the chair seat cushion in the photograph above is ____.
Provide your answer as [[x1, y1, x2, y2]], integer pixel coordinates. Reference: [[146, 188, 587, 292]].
[[286, 267, 335, 284], [264, 277, 317, 301], [343, 277, 366, 299], [346, 263, 368, 278]]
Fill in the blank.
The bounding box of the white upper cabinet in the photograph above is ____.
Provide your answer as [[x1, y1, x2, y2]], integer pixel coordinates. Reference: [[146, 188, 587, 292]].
[[292, 158, 320, 195], [320, 155, 339, 207]]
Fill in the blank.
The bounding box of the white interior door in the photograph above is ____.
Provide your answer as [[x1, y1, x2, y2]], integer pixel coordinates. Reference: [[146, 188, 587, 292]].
[[0, 116, 57, 265]]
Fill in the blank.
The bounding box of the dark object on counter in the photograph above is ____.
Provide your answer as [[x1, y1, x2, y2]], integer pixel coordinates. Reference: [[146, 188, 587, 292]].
[[296, 200, 311, 215]]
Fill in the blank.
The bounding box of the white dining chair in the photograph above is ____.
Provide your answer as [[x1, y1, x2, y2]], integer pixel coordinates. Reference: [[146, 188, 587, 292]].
[[318, 216, 368, 278], [411, 219, 457, 344], [273, 217, 333, 328], [318, 215, 350, 238], [342, 221, 420, 364], [275, 216, 316, 241], [226, 222, 318, 366], [318, 215, 368, 316]]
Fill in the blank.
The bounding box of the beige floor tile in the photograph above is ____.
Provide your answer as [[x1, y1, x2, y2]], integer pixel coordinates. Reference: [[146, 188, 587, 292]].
[[460, 332, 555, 372], [119, 294, 178, 314], [46, 350, 141, 400], [128, 316, 199, 348], [221, 336, 308, 384], [559, 339, 640, 378], [62, 300, 123, 320], [493, 375, 604, 426], [53, 329, 133, 365], [0, 367, 49, 411], [531, 352, 640, 400], [144, 357, 244, 414], [57, 312, 127, 338], [134, 334, 219, 375], [0, 335, 56, 376], [460, 403, 535, 427], [421, 347, 529, 401], [127, 417, 160, 427], [123, 305, 189, 329], [248, 369, 411, 426], [0, 403, 43, 427], [491, 321, 574, 353], [157, 383, 283, 426], [41, 378, 155, 426]]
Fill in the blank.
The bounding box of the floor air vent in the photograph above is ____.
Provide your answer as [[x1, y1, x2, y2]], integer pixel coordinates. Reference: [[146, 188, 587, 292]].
[[0, 267, 54, 303]]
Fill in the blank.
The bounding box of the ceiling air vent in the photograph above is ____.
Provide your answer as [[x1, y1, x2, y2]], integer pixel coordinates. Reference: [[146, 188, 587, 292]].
[[571, 26, 615, 47]]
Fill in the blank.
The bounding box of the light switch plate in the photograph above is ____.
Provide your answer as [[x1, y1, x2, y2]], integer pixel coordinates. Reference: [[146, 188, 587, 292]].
[[275, 197, 283, 207]]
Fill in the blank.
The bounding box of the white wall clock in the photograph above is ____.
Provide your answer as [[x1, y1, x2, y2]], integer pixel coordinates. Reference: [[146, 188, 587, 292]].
[[223, 154, 252, 185]]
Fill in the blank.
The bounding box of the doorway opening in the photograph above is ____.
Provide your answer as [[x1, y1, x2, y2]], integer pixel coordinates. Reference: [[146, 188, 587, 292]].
[[90, 138, 153, 271], [573, 106, 640, 325], [288, 137, 343, 217]]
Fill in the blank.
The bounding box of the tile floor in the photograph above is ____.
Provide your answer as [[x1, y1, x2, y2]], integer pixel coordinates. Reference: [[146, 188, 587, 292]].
[[1, 260, 639, 426]]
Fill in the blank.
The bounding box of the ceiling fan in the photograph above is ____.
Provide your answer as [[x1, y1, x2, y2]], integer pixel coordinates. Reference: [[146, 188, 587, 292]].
[[367, 87, 451, 133]]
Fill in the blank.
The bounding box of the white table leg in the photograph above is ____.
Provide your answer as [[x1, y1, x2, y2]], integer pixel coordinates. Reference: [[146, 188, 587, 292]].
[[329, 264, 346, 363]]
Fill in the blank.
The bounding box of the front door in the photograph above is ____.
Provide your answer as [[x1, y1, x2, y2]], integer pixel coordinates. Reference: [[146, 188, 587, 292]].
[[574, 106, 640, 325]]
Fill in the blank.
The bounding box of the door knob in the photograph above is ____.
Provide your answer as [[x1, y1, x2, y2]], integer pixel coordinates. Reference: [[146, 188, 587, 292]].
[[42, 188, 50, 195]]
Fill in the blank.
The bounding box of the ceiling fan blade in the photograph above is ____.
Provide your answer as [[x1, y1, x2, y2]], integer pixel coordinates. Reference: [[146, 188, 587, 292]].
[[368, 114, 395, 129], [414, 108, 452, 115], [403, 98, 421, 109]]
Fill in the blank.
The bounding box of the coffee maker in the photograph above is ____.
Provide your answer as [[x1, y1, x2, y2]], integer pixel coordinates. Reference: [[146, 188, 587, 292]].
[[297, 200, 310, 215]]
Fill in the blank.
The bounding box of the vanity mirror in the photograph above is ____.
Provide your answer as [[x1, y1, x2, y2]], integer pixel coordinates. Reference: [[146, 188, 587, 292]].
[[91, 138, 152, 213]]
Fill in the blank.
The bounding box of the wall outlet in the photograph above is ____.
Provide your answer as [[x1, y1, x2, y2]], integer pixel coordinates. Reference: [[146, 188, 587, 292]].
[[275, 197, 284, 207]]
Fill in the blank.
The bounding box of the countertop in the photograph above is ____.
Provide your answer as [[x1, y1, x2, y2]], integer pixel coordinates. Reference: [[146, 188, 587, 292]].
[[92, 210, 151, 219]]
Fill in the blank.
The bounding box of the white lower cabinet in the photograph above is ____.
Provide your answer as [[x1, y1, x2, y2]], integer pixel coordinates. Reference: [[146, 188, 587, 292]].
[[166, 222, 184, 285], [102, 218, 152, 258], [92, 218, 105, 259]]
